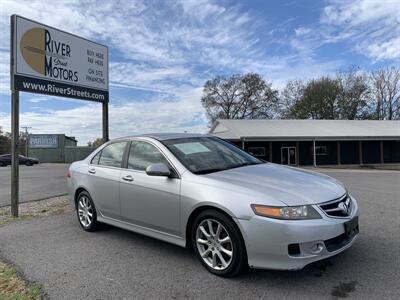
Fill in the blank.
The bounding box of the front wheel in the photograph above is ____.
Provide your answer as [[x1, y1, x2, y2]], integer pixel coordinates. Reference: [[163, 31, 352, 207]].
[[192, 209, 247, 277], [76, 191, 99, 232]]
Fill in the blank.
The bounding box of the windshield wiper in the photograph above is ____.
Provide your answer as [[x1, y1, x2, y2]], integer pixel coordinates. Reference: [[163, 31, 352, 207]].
[[194, 168, 226, 175], [229, 161, 261, 170], [194, 162, 261, 175]]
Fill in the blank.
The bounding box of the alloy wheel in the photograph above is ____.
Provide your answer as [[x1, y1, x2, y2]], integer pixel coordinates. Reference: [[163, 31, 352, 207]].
[[196, 219, 233, 271], [78, 195, 94, 228]]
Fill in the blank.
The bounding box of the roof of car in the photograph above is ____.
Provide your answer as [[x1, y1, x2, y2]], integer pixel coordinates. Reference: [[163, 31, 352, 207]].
[[115, 133, 211, 141]]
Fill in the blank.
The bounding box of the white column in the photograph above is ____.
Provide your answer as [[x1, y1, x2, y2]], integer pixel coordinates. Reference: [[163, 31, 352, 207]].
[[313, 140, 317, 167]]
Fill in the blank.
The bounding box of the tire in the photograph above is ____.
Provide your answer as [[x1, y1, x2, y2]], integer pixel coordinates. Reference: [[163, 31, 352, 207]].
[[76, 191, 99, 232], [0, 162, 4, 167], [25, 161, 33, 166], [191, 209, 247, 277]]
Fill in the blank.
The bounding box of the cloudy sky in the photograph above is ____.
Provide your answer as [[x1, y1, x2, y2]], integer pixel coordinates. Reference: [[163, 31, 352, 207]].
[[0, 0, 399, 145]]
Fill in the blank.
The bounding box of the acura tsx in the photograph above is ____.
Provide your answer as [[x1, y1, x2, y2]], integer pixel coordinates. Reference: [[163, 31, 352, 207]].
[[67, 133, 359, 277]]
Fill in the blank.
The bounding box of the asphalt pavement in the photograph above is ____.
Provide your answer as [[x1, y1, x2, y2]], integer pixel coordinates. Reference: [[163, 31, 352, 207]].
[[0, 169, 399, 299], [0, 163, 69, 207]]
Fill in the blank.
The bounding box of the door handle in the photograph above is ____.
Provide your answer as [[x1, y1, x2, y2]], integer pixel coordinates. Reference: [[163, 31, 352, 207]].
[[88, 168, 96, 174], [122, 175, 134, 182]]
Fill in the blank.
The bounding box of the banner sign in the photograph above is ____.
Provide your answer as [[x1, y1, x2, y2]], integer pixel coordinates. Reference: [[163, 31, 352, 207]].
[[29, 134, 59, 149], [11, 15, 109, 102]]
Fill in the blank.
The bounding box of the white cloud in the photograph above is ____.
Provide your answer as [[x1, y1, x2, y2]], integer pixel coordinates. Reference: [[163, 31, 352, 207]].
[[295, 27, 311, 36], [320, 0, 400, 61], [0, 50, 10, 94], [0, 86, 207, 145], [1, 0, 397, 144]]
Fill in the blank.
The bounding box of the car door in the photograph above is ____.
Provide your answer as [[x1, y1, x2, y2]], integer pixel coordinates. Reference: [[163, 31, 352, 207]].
[[87, 141, 127, 220], [119, 140, 181, 235]]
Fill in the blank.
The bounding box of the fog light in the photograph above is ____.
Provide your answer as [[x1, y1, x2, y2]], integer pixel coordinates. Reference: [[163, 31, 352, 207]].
[[311, 242, 324, 254]]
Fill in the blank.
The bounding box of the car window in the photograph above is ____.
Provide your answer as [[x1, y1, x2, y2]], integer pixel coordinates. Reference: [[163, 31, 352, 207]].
[[91, 151, 102, 165], [128, 141, 170, 171], [163, 137, 262, 174], [98, 142, 127, 168]]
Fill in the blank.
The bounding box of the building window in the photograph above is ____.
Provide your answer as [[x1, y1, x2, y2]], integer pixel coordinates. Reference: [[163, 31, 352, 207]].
[[248, 147, 266, 157], [315, 146, 327, 156]]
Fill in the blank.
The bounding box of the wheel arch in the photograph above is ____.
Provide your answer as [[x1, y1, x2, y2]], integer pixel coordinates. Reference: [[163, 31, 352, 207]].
[[74, 187, 89, 209], [185, 204, 246, 250]]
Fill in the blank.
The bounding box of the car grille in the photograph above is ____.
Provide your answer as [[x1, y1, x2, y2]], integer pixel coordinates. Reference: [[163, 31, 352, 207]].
[[319, 193, 352, 218]]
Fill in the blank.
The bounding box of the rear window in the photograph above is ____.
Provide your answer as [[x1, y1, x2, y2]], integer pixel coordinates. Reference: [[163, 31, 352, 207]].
[[97, 142, 127, 168]]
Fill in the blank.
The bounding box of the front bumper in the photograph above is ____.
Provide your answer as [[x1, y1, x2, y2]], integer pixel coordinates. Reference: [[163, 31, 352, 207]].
[[236, 196, 359, 270]]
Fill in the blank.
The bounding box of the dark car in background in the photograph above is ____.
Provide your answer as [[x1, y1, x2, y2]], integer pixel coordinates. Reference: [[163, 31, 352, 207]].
[[0, 154, 40, 167]]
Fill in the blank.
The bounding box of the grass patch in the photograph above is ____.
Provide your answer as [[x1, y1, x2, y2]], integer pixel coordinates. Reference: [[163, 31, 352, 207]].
[[0, 261, 42, 300], [0, 215, 35, 227], [0, 196, 73, 227]]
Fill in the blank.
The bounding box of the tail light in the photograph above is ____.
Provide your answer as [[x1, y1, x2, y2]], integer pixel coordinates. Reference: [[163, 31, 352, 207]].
[[67, 168, 71, 178]]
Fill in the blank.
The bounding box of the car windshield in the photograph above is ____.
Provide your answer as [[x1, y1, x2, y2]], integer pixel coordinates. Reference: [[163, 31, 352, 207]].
[[163, 137, 262, 174]]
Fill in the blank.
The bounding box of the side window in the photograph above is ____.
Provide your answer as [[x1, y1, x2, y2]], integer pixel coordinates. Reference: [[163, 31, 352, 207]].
[[98, 142, 127, 168], [91, 151, 101, 165], [128, 141, 170, 171]]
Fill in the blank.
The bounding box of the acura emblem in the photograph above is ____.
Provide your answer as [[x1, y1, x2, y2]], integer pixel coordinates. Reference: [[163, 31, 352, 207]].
[[338, 199, 351, 215]]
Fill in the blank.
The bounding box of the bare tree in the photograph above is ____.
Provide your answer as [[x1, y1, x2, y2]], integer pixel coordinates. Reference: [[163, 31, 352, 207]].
[[370, 66, 400, 120], [279, 80, 305, 119], [201, 73, 278, 123], [337, 66, 372, 119]]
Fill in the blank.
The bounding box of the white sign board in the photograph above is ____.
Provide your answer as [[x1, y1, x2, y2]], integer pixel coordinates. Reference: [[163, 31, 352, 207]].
[[29, 134, 59, 149], [11, 15, 109, 102]]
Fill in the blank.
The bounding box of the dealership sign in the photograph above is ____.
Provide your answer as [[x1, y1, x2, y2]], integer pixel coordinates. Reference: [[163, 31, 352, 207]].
[[11, 15, 109, 102], [29, 134, 59, 149]]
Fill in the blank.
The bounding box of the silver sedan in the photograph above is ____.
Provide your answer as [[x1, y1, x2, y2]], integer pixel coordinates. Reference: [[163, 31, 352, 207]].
[[67, 133, 359, 277]]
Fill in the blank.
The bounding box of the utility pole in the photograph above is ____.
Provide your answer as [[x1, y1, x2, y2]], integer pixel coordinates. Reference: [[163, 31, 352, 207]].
[[21, 126, 32, 157]]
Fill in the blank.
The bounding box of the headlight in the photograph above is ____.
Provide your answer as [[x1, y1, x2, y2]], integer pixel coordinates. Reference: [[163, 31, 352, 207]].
[[251, 204, 322, 220]]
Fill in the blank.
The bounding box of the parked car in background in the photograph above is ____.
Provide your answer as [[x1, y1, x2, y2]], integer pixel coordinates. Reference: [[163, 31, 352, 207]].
[[0, 154, 40, 166], [67, 133, 359, 277]]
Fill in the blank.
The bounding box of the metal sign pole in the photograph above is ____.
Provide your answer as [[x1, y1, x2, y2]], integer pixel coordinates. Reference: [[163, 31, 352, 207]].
[[10, 15, 19, 217], [11, 90, 19, 217], [102, 102, 109, 143]]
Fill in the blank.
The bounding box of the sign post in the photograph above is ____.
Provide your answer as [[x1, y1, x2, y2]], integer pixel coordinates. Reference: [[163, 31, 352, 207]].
[[10, 15, 109, 217], [102, 102, 109, 143], [11, 89, 19, 217]]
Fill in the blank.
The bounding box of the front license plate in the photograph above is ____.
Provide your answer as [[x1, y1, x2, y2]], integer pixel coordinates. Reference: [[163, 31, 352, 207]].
[[344, 216, 359, 238]]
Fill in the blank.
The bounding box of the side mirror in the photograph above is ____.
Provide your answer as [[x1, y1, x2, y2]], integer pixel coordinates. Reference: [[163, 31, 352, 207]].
[[146, 163, 171, 177]]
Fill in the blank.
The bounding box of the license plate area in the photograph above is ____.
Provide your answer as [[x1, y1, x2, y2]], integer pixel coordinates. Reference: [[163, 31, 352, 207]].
[[344, 216, 359, 238]]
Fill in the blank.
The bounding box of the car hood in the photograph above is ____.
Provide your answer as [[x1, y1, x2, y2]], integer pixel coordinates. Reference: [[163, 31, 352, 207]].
[[204, 163, 346, 206]]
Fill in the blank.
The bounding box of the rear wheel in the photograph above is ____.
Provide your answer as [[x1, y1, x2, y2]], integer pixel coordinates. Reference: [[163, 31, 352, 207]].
[[25, 161, 33, 166], [191, 209, 247, 277], [76, 191, 99, 232]]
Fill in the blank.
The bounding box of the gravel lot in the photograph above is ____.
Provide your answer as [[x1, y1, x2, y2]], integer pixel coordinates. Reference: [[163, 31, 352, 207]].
[[0, 164, 69, 207], [0, 168, 399, 299]]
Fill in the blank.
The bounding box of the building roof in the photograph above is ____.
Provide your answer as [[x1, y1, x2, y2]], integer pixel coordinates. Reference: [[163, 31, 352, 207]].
[[209, 119, 400, 141], [65, 136, 77, 142]]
